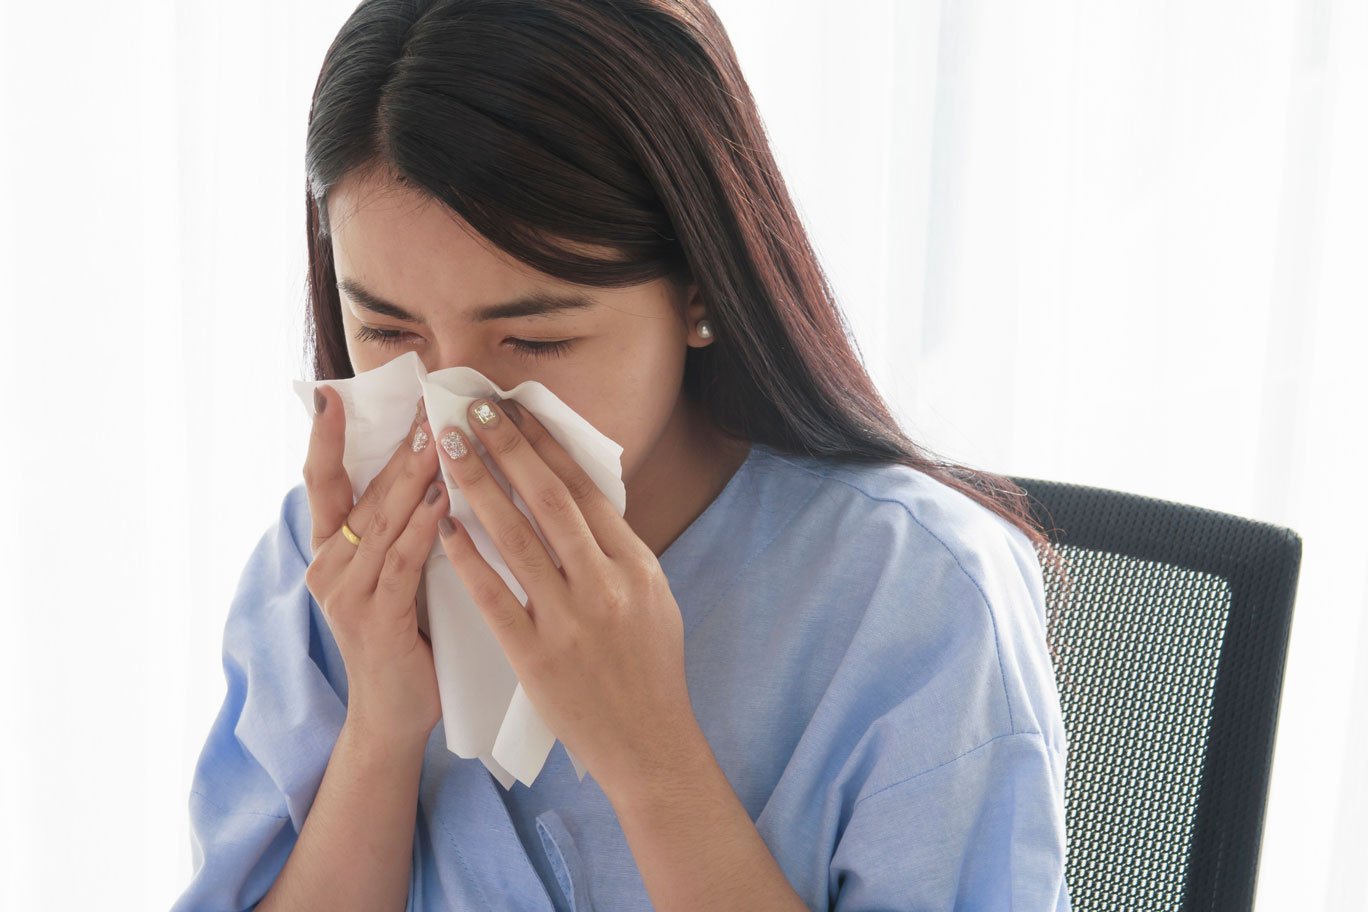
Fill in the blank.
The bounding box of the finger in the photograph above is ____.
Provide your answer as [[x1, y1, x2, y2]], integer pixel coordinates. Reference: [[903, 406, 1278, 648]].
[[461, 398, 605, 576], [437, 512, 537, 655], [372, 474, 449, 621], [500, 398, 647, 563], [342, 400, 436, 549], [435, 416, 569, 605], [302, 386, 355, 558], [342, 417, 442, 593], [307, 395, 429, 588]]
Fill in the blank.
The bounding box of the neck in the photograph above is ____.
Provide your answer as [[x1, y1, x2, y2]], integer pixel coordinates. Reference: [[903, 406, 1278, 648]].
[[623, 397, 752, 559]]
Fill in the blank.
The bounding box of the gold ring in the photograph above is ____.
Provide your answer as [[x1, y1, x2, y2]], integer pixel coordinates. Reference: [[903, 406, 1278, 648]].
[[340, 522, 362, 546]]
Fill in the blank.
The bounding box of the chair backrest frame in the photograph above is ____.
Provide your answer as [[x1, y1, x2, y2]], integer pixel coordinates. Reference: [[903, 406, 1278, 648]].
[[1008, 476, 1302, 912]]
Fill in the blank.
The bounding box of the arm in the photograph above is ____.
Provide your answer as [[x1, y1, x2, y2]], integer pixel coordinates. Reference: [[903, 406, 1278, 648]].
[[600, 720, 809, 912], [256, 717, 426, 912], [252, 387, 446, 909]]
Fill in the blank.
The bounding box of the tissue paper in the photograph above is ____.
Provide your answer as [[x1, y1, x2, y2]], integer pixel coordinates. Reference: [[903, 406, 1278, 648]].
[[293, 350, 627, 789]]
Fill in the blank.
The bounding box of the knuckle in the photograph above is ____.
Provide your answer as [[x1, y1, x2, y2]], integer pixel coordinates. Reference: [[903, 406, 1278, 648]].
[[497, 521, 538, 558], [520, 557, 550, 587], [518, 422, 548, 448], [562, 470, 598, 503], [454, 454, 487, 487], [383, 546, 410, 578], [369, 509, 392, 537], [622, 551, 659, 585], [377, 569, 407, 596], [604, 585, 633, 614], [376, 546, 415, 596], [490, 606, 522, 633], [472, 578, 508, 608], [537, 484, 576, 520], [492, 431, 523, 458], [357, 483, 383, 511]]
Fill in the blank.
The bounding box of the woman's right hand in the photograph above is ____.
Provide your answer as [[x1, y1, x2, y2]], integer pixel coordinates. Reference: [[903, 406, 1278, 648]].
[[301, 386, 449, 747]]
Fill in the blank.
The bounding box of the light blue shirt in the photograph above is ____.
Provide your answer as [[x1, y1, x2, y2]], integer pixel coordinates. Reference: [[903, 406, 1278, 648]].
[[174, 440, 1071, 911]]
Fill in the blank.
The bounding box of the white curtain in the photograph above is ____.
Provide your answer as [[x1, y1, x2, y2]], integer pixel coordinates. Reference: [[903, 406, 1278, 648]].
[[2, 1, 1362, 909]]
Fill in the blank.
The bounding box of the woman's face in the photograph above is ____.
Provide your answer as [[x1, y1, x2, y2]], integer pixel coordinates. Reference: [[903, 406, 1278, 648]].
[[326, 168, 710, 483]]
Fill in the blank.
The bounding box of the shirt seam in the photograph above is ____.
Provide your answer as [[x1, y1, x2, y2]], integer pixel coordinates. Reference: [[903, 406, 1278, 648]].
[[852, 730, 1049, 810], [189, 789, 289, 820], [439, 813, 495, 908], [755, 450, 1018, 733], [536, 818, 575, 911]]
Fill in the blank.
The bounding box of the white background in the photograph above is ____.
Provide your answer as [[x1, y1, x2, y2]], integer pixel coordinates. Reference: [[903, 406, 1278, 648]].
[[1, 0, 1363, 909]]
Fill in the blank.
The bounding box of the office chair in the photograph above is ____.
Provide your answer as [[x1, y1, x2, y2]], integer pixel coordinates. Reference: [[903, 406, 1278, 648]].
[[1005, 476, 1302, 912]]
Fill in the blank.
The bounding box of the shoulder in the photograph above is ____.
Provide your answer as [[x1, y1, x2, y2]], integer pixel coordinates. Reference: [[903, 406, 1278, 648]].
[[222, 479, 348, 747], [220, 481, 345, 703], [751, 445, 1064, 763], [227, 481, 315, 593], [180, 480, 348, 892], [751, 445, 1047, 642], [225, 481, 313, 628]]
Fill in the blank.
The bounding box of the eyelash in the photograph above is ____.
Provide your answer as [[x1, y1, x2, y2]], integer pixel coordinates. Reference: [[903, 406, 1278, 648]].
[[352, 325, 575, 359]]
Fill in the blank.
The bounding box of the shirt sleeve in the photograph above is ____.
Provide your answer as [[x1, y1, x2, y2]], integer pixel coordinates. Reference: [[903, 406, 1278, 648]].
[[829, 730, 1070, 911], [822, 501, 1072, 911], [170, 486, 348, 912]]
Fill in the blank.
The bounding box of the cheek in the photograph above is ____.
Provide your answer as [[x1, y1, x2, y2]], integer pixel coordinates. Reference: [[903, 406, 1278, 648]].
[[543, 376, 638, 452], [566, 335, 686, 470]]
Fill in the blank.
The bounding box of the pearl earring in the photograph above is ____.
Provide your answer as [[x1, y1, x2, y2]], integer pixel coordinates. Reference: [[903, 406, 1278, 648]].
[[697, 319, 713, 340]]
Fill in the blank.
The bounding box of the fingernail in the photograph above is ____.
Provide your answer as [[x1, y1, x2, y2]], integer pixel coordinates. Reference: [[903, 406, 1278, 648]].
[[472, 399, 499, 428], [415, 398, 427, 423], [314, 388, 326, 415], [439, 516, 456, 538], [440, 428, 469, 459], [411, 424, 430, 452], [503, 400, 522, 425], [425, 482, 441, 505]]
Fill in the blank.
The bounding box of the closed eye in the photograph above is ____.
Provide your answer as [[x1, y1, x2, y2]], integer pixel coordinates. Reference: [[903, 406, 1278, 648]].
[[352, 324, 575, 359]]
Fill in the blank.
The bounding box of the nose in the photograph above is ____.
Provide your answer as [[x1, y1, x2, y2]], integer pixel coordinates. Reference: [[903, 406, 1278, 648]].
[[419, 348, 517, 392]]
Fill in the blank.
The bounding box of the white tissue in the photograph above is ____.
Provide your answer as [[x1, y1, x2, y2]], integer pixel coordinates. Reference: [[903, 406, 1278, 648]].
[[293, 350, 627, 789]]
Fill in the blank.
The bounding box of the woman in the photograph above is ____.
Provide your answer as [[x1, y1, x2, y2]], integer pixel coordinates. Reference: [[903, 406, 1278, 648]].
[[174, 0, 1071, 909]]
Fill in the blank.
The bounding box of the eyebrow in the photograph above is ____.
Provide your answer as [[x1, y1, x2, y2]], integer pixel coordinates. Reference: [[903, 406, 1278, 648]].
[[337, 277, 599, 324]]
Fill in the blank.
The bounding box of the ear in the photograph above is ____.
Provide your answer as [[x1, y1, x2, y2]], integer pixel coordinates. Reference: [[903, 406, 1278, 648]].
[[678, 281, 715, 348]]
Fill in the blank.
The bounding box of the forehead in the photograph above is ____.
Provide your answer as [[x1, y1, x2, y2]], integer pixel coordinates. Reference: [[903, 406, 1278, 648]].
[[326, 169, 541, 293], [324, 168, 678, 322]]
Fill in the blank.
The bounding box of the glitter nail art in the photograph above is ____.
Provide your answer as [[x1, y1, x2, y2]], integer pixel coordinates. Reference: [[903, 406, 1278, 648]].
[[441, 429, 468, 459], [411, 425, 430, 452]]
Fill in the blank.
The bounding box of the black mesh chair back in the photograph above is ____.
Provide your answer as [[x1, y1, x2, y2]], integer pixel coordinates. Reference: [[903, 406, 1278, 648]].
[[1006, 477, 1302, 912]]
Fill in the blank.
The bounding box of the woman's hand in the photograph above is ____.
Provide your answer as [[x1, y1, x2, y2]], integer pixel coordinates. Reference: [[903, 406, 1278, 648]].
[[301, 387, 449, 747], [432, 397, 700, 796]]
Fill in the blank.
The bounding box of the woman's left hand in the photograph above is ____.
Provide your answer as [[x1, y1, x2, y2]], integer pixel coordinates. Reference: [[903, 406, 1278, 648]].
[[431, 396, 700, 797]]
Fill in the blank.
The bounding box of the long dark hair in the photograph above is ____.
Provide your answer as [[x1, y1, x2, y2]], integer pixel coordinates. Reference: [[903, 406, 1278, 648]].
[[301, 0, 1071, 635]]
